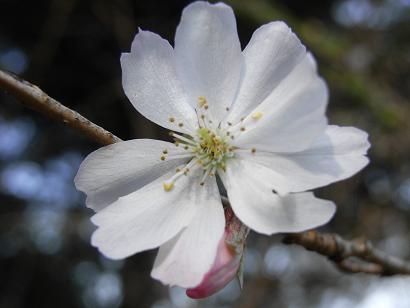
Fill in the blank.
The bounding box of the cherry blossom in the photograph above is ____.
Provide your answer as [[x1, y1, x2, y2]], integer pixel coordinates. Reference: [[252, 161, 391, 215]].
[[75, 1, 370, 295]]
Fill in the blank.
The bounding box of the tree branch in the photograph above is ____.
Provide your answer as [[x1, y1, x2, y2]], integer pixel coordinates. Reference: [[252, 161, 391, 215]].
[[0, 69, 122, 145], [282, 230, 410, 275], [2, 68, 410, 276]]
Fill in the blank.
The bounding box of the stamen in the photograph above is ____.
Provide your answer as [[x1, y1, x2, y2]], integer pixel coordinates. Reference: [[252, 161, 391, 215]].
[[199, 170, 208, 186], [162, 159, 198, 192], [198, 114, 208, 128], [199, 165, 217, 186], [208, 166, 216, 177], [171, 132, 196, 146], [163, 182, 174, 191], [169, 117, 175, 123], [159, 152, 194, 161], [198, 96, 207, 108], [251, 112, 263, 120]]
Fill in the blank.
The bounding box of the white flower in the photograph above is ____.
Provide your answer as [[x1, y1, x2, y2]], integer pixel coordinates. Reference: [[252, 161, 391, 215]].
[[74, 1, 370, 289]]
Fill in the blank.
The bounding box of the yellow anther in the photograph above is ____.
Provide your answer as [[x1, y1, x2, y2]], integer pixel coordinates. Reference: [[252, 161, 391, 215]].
[[198, 96, 207, 108], [240, 127, 246, 132], [163, 182, 174, 192], [178, 123, 184, 127], [160, 155, 166, 161], [162, 149, 168, 154], [251, 112, 263, 120], [251, 148, 256, 154], [169, 117, 175, 123]]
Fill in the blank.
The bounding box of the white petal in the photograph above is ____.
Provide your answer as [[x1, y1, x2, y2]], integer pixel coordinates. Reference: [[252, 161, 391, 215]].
[[220, 161, 336, 234], [121, 30, 198, 134], [151, 178, 224, 288], [90, 167, 205, 260], [74, 139, 190, 211], [226, 21, 306, 124], [241, 125, 370, 192], [231, 53, 328, 153], [223, 158, 291, 196], [175, 2, 242, 123], [74, 139, 188, 211]]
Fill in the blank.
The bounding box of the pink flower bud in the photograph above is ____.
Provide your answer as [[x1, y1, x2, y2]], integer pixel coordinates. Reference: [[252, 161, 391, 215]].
[[186, 205, 249, 299]]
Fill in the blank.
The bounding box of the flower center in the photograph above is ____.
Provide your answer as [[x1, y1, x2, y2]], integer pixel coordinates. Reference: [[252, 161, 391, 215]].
[[194, 127, 233, 174], [162, 96, 264, 191], [162, 96, 236, 191], [168, 126, 234, 189]]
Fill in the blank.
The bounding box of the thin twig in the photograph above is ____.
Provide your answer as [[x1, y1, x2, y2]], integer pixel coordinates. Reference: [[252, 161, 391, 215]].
[[0, 69, 122, 145], [2, 69, 410, 276], [283, 230, 410, 275], [222, 200, 410, 275]]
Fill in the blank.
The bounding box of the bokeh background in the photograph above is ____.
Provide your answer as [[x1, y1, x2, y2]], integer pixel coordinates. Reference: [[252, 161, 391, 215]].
[[1, 0, 410, 307]]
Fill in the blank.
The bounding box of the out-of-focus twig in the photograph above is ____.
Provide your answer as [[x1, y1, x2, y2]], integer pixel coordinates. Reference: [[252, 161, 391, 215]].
[[0, 69, 122, 145], [2, 69, 410, 277], [283, 230, 410, 276]]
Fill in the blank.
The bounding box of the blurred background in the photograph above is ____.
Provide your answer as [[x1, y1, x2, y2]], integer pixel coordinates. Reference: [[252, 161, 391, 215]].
[[1, 0, 410, 307]]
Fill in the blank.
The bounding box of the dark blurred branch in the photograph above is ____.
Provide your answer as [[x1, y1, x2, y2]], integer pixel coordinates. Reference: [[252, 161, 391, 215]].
[[0, 69, 122, 145], [2, 69, 410, 277], [283, 230, 410, 276]]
